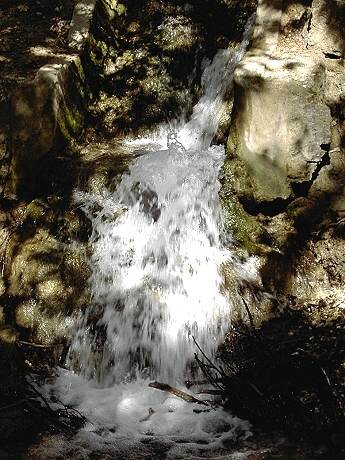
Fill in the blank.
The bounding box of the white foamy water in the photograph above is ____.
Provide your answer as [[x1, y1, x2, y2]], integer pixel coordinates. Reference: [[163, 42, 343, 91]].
[[37, 19, 260, 459]]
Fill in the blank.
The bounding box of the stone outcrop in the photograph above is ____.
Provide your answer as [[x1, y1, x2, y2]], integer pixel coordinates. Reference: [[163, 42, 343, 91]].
[[9, 59, 89, 198], [68, 0, 97, 51], [222, 0, 345, 306], [0, 1, 259, 347], [231, 51, 331, 201], [0, 1, 97, 347]]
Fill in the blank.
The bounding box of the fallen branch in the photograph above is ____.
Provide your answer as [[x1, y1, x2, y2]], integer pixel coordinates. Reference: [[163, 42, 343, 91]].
[[149, 381, 209, 405], [139, 407, 155, 422], [242, 297, 254, 328], [18, 340, 57, 348]]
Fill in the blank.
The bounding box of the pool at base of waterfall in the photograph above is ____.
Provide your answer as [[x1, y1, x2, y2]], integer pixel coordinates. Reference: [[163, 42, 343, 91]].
[[27, 370, 255, 459]]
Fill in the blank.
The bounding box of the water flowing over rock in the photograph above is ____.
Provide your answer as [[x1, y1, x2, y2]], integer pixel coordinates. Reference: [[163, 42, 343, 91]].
[[68, 18, 255, 386], [24, 18, 262, 459], [1, 1, 345, 457]]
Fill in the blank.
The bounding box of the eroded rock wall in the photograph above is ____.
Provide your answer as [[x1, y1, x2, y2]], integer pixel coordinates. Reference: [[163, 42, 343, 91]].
[[83, 0, 257, 136], [222, 0, 345, 306]]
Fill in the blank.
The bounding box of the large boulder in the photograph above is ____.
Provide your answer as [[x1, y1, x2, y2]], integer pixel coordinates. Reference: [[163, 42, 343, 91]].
[[6, 227, 90, 345], [9, 59, 89, 198], [229, 51, 331, 202]]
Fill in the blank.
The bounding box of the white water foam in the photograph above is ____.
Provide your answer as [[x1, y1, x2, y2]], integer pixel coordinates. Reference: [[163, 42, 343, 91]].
[[39, 18, 259, 459]]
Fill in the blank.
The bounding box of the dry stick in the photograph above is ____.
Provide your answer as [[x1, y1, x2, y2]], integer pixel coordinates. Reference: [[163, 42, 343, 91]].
[[26, 380, 54, 413], [194, 353, 224, 391], [187, 377, 226, 387], [24, 400, 73, 433], [248, 383, 264, 398], [139, 408, 155, 423], [197, 389, 223, 395], [185, 379, 210, 388], [53, 398, 88, 424], [18, 340, 57, 348], [192, 336, 225, 391], [148, 381, 209, 406], [191, 336, 224, 377], [242, 297, 254, 328]]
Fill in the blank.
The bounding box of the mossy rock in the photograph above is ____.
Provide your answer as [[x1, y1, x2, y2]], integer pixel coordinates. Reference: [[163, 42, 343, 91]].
[[4, 227, 90, 344], [220, 158, 268, 255], [221, 194, 266, 255]]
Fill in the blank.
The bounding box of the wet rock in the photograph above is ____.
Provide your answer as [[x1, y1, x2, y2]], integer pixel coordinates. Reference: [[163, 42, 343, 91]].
[[155, 16, 198, 51], [0, 327, 18, 344], [289, 231, 345, 304], [223, 0, 345, 305], [85, 0, 258, 134]]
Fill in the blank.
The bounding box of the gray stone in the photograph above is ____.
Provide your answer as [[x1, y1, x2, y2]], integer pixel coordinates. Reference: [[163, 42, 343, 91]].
[[308, 0, 345, 57], [9, 58, 87, 197], [251, 0, 282, 54], [68, 0, 97, 52], [232, 51, 331, 201]]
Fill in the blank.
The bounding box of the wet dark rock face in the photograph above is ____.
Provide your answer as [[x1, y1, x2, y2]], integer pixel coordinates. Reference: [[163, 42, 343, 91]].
[[85, 0, 257, 135]]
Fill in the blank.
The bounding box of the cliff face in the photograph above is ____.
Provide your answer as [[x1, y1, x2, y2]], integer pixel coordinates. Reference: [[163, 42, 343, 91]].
[[222, 0, 345, 306], [219, 4, 345, 444]]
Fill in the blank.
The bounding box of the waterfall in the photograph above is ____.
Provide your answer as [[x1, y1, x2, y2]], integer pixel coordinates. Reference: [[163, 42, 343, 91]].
[[67, 19, 254, 386], [41, 18, 258, 456]]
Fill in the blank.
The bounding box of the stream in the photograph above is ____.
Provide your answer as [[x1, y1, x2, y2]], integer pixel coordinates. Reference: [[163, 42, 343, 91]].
[[31, 18, 263, 459]]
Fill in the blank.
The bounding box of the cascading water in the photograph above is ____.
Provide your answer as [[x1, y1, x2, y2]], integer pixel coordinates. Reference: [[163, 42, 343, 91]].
[[37, 18, 261, 459]]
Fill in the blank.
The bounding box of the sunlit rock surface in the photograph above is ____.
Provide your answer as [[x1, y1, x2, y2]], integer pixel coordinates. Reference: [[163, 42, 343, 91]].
[[232, 52, 331, 201], [222, 0, 345, 307]]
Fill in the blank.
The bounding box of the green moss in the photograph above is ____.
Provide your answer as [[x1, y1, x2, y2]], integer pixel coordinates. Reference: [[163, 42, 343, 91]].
[[0, 327, 18, 344], [115, 3, 126, 15], [222, 193, 263, 255], [74, 57, 86, 83], [87, 35, 109, 68], [0, 306, 5, 326], [57, 103, 84, 143], [226, 125, 239, 157], [155, 18, 197, 51], [25, 199, 54, 226], [100, 0, 126, 20], [222, 156, 254, 201], [221, 158, 264, 255]]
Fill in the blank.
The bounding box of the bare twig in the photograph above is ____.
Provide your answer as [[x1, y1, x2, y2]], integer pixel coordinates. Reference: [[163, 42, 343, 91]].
[[149, 381, 209, 406], [26, 380, 53, 412], [197, 389, 224, 395], [192, 336, 224, 377], [194, 353, 224, 390], [18, 341, 57, 348], [242, 297, 254, 328]]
